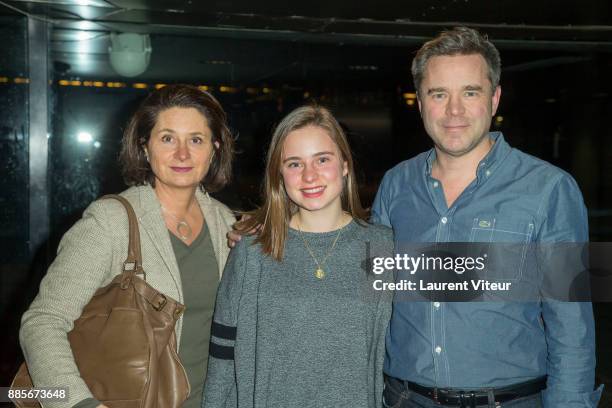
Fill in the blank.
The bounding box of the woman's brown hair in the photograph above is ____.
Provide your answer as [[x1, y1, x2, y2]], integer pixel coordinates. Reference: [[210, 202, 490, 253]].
[[237, 105, 367, 261], [119, 84, 234, 192]]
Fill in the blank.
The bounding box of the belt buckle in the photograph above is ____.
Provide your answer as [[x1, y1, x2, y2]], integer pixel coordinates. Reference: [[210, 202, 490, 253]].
[[469, 391, 477, 407], [459, 391, 477, 408]]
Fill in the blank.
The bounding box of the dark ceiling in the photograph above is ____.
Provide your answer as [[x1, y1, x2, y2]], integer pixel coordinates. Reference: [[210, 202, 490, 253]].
[[2, 0, 612, 82]]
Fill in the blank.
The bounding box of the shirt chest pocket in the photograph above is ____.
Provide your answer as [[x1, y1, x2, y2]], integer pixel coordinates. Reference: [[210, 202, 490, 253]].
[[469, 216, 535, 281]]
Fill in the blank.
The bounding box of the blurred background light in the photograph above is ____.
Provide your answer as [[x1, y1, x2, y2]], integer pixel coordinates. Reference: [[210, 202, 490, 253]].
[[77, 131, 93, 143]]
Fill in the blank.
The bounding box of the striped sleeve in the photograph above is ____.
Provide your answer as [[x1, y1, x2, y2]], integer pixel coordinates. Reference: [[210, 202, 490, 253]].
[[209, 322, 236, 360]]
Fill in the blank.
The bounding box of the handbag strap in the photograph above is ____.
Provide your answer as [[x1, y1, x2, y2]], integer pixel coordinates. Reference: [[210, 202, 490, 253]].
[[100, 194, 144, 277]]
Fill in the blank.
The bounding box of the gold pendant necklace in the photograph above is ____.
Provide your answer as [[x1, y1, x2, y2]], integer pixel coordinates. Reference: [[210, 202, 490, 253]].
[[161, 206, 193, 242], [297, 220, 345, 280]]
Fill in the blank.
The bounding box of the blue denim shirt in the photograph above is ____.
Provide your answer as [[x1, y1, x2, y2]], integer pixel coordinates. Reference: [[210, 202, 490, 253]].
[[372, 132, 601, 407]]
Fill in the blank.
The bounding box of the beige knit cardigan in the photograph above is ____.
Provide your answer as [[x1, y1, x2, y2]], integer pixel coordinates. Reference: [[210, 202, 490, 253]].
[[19, 185, 236, 407]]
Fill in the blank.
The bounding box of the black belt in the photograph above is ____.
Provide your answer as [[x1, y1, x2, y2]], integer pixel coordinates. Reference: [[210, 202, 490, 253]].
[[386, 375, 546, 407]]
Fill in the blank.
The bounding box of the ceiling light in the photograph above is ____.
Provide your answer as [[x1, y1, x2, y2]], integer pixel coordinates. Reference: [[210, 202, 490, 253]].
[[109, 33, 152, 77]]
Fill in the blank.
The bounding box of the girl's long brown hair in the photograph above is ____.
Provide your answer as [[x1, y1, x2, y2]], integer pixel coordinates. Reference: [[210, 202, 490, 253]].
[[236, 105, 367, 261]]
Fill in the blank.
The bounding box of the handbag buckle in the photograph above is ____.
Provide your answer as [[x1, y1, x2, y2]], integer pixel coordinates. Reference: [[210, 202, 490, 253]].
[[153, 294, 168, 311], [124, 261, 146, 280]]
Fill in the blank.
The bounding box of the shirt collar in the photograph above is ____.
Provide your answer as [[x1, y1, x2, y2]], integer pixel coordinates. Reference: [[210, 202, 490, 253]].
[[425, 132, 511, 179]]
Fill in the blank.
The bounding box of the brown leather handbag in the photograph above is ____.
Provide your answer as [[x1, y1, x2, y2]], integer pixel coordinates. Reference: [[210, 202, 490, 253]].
[[11, 195, 190, 408]]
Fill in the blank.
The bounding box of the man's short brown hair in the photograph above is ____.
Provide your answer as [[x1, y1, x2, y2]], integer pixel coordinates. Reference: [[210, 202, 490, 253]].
[[412, 26, 501, 94]]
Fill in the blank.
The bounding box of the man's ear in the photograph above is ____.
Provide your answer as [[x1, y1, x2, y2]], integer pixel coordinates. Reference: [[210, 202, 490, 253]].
[[491, 86, 502, 116]]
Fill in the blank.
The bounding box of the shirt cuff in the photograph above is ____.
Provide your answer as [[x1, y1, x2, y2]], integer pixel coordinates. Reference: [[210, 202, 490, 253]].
[[542, 384, 604, 407]]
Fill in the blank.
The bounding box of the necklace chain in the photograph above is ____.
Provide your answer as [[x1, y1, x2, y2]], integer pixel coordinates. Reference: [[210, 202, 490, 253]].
[[161, 205, 193, 242], [297, 220, 345, 279]]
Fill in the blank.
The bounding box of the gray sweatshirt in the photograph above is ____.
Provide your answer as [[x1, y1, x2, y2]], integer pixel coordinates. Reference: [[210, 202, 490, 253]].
[[203, 220, 394, 408]]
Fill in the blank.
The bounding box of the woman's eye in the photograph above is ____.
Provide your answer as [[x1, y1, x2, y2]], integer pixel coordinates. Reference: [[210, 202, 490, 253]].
[[161, 134, 173, 143], [318, 156, 330, 164], [287, 162, 301, 168], [191, 137, 203, 144]]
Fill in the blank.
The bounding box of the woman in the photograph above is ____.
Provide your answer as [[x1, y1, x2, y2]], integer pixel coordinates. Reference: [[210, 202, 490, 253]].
[[20, 84, 236, 408], [203, 105, 393, 408]]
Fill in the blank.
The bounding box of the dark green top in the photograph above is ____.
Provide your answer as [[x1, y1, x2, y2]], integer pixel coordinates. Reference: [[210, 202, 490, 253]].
[[170, 224, 219, 408]]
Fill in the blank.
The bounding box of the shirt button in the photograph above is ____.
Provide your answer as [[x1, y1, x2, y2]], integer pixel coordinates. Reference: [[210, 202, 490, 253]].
[[433, 302, 440, 308], [485, 170, 491, 177], [435, 346, 442, 354], [441, 217, 448, 224], [433, 181, 439, 188]]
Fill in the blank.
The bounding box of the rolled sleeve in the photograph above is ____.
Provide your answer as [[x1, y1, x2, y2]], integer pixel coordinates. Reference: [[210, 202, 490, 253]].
[[537, 174, 601, 407], [541, 300, 599, 406]]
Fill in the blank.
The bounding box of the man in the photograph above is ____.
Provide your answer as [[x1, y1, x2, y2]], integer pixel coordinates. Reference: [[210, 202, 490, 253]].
[[373, 27, 601, 407]]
